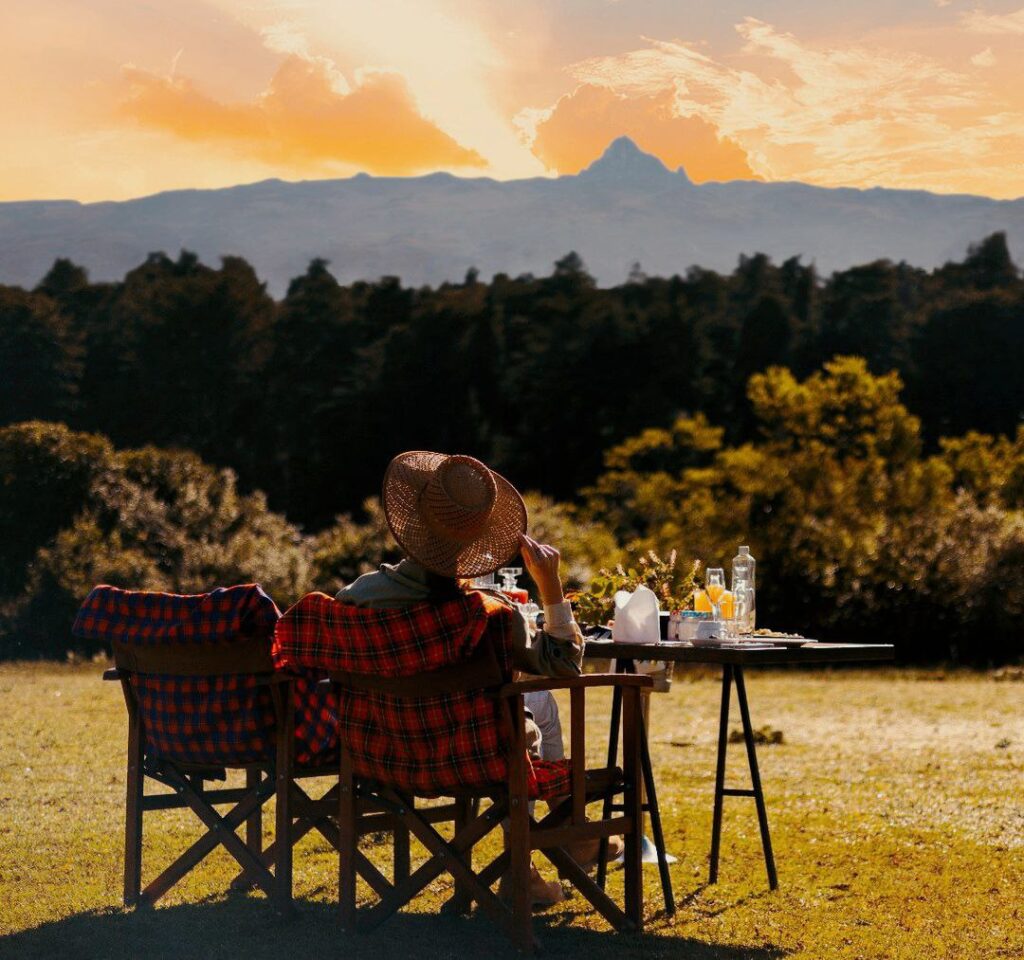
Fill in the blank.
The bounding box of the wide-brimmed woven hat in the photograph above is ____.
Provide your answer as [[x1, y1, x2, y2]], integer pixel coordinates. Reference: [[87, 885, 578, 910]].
[[382, 451, 527, 579]]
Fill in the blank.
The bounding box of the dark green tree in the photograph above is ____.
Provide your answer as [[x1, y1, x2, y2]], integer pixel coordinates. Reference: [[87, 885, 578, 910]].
[[0, 289, 81, 425], [915, 290, 1024, 440]]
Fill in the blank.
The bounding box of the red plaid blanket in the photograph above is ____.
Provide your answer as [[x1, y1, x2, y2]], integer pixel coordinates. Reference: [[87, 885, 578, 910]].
[[273, 591, 572, 799], [74, 584, 281, 765]]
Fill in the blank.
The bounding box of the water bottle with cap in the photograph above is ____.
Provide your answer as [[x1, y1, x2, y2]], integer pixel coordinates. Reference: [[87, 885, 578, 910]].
[[731, 545, 756, 634]]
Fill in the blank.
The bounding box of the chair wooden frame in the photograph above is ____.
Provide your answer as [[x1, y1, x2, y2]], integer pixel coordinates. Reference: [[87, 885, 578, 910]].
[[324, 668, 652, 953], [103, 638, 344, 914]]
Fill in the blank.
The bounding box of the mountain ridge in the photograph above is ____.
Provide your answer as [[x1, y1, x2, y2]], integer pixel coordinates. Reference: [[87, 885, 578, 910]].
[[1, 138, 1022, 295]]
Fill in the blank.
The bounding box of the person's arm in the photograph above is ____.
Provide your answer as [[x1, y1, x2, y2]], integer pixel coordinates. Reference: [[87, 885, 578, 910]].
[[511, 534, 583, 678]]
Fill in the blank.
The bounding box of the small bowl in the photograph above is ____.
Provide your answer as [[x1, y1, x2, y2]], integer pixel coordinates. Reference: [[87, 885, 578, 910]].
[[691, 621, 726, 646]]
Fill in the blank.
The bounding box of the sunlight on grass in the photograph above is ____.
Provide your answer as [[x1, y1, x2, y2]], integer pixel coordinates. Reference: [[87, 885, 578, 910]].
[[1, 663, 1022, 959]]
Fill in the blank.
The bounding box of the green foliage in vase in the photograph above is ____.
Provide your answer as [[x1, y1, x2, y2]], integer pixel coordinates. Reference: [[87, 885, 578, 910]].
[[570, 549, 699, 627]]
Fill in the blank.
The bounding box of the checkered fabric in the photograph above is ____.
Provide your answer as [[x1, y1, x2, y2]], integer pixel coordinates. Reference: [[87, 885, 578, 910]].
[[273, 591, 572, 799], [73, 584, 281, 765]]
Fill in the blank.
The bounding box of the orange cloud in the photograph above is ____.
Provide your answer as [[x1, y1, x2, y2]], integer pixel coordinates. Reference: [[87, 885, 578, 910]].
[[561, 20, 1024, 198], [526, 84, 756, 182], [118, 55, 486, 175]]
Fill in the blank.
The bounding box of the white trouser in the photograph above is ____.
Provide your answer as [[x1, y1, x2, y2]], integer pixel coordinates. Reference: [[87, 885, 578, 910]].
[[523, 689, 564, 761]]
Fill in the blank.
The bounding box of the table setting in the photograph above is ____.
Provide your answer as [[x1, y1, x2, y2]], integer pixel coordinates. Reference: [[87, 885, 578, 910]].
[[474, 542, 894, 913]]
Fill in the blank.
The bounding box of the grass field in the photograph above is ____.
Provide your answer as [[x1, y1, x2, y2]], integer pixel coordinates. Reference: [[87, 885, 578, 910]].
[[1, 662, 1022, 960]]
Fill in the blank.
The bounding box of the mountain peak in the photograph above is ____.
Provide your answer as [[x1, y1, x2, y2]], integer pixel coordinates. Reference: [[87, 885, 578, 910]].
[[579, 137, 683, 182]]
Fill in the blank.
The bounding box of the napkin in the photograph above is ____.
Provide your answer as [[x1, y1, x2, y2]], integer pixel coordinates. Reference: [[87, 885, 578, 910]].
[[611, 585, 661, 645]]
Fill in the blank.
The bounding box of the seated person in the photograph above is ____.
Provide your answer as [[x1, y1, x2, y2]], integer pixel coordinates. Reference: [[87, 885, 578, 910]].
[[336, 451, 622, 906]]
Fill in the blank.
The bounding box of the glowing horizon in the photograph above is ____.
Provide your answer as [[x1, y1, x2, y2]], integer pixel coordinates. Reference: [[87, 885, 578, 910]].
[[2, 0, 1023, 203]]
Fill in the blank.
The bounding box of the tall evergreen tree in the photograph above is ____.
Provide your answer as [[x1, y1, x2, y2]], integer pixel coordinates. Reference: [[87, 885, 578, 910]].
[[0, 289, 81, 425]]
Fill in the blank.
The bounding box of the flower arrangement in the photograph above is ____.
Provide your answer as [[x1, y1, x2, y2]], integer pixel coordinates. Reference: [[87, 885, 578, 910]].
[[568, 549, 700, 626]]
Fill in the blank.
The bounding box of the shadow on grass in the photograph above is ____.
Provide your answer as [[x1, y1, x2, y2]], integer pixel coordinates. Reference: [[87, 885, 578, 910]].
[[677, 882, 776, 918], [0, 894, 788, 960]]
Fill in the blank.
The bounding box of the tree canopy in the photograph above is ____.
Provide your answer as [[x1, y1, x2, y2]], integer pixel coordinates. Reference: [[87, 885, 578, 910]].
[[3, 236, 1024, 662], [1, 235, 1020, 527]]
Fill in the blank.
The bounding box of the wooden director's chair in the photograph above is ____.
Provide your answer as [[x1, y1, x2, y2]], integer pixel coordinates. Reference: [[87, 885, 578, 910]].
[[75, 578, 403, 914], [322, 654, 652, 953], [103, 634, 341, 913]]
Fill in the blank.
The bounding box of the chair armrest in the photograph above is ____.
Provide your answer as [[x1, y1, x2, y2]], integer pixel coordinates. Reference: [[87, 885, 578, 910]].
[[499, 673, 652, 697], [103, 667, 287, 686]]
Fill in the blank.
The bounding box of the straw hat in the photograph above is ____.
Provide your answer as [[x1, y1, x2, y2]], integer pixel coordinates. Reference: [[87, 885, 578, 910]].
[[382, 451, 527, 579]]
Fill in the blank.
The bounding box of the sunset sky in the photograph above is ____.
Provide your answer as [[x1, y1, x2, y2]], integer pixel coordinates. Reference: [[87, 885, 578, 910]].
[[3, 1, 1024, 202]]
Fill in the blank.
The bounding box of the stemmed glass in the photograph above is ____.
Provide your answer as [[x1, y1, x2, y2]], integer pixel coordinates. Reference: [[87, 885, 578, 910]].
[[706, 568, 726, 629]]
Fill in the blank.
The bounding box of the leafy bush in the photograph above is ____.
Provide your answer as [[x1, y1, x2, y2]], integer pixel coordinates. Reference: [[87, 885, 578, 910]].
[[310, 498, 400, 595], [0, 422, 114, 596], [0, 422, 311, 658], [581, 358, 1024, 661], [519, 492, 620, 591]]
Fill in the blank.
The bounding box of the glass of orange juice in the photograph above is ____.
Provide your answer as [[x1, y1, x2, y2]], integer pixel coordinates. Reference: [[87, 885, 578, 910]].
[[706, 568, 726, 626]]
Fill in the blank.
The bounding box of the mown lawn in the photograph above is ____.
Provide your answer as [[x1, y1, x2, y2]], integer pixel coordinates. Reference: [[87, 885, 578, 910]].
[[1, 662, 1022, 960]]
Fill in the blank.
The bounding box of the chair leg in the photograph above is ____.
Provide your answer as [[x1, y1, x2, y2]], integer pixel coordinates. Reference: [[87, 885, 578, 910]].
[[449, 797, 473, 915], [273, 682, 295, 916], [246, 769, 263, 858], [274, 772, 293, 914], [124, 705, 144, 907], [338, 748, 358, 932], [508, 695, 537, 953], [394, 823, 411, 886], [228, 769, 267, 894]]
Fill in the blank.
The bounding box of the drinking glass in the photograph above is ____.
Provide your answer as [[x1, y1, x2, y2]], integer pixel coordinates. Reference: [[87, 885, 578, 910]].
[[728, 582, 749, 639], [706, 568, 726, 625]]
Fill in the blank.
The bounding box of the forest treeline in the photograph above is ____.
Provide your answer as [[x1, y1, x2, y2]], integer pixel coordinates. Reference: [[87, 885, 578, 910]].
[[2, 235, 1024, 662], [3, 233, 1022, 528]]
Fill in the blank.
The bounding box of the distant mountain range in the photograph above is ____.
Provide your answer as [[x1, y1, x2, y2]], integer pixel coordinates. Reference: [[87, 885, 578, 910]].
[[2, 137, 1022, 296]]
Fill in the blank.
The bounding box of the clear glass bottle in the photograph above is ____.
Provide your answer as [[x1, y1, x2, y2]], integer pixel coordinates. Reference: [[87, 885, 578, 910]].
[[731, 546, 756, 633], [498, 567, 529, 604]]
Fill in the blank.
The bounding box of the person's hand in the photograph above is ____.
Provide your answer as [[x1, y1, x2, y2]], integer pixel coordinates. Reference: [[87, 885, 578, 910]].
[[519, 533, 564, 606]]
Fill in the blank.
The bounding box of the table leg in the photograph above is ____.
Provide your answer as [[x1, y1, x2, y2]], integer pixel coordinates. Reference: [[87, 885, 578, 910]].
[[597, 658, 675, 914], [708, 664, 733, 885], [734, 667, 778, 890], [596, 669, 623, 891], [639, 703, 675, 914]]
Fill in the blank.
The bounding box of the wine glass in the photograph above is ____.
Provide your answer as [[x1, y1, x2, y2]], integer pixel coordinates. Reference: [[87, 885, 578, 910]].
[[706, 568, 726, 626]]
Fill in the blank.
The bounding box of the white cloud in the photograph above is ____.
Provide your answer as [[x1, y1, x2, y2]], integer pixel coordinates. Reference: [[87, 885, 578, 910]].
[[961, 7, 1024, 34], [261, 21, 313, 59], [512, 104, 555, 145], [971, 46, 997, 66]]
